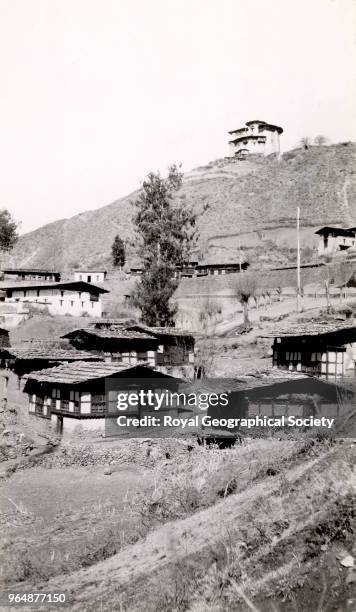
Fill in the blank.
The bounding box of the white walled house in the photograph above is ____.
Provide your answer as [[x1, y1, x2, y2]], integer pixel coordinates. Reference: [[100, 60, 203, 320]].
[[74, 270, 107, 284], [1, 281, 108, 317], [315, 226, 356, 257], [264, 322, 356, 380], [24, 362, 181, 436], [228, 120, 283, 158]]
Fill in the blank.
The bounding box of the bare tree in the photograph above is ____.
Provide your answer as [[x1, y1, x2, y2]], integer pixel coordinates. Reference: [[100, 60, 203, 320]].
[[314, 135, 329, 146], [195, 298, 221, 378], [300, 137, 311, 150], [334, 261, 352, 303], [233, 273, 258, 329], [319, 259, 335, 311]]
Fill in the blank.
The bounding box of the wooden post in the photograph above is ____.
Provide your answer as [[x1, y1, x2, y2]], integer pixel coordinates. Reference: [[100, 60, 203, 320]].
[[297, 206, 302, 312]]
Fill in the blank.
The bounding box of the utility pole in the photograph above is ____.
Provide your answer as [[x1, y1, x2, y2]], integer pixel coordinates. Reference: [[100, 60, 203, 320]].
[[297, 206, 302, 312]]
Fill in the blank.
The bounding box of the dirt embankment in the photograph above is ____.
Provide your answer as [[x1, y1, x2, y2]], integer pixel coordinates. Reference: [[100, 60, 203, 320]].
[[8, 439, 355, 612]]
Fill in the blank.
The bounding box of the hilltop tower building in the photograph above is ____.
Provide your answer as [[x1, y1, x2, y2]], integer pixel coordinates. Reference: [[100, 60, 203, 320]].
[[228, 120, 283, 159]]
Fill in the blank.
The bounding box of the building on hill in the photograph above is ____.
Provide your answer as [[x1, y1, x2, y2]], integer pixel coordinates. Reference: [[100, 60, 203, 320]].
[[195, 261, 249, 277], [315, 226, 356, 257], [73, 269, 107, 283], [0, 281, 108, 317], [174, 261, 199, 278], [24, 362, 181, 436], [1, 268, 60, 282], [228, 120, 283, 158], [262, 321, 356, 380]]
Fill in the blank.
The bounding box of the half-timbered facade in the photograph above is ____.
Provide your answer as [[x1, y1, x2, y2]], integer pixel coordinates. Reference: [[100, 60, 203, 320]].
[[263, 322, 356, 380]]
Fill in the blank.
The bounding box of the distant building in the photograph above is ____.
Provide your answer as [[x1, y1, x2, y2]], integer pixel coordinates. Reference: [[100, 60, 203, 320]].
[[74, 270, 107, 284], [1, 268, 61, 282], [315, 226, 356, 257], [1, 281, 108, 317], [228, 120, 283, 158], [195, 261, 249, 277], [129, 266, 143, 276], [24, 362, 180, 436], [262, 321, 356, 380]]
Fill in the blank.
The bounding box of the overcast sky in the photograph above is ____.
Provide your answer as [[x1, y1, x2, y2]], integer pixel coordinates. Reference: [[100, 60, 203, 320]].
[[0, 0, 355, 234]]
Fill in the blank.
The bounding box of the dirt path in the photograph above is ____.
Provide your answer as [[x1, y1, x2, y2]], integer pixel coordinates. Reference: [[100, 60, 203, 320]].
[[212, 295, 336, 337], [21, 448, 351, 610]]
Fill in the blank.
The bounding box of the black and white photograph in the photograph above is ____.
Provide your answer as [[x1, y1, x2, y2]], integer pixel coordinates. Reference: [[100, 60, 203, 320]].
[[0, 1, 356, 610]]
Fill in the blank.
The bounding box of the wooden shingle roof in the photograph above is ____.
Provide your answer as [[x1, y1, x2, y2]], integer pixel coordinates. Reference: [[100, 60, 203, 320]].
[[260, 321, 356, 339], [27, 362, 156, 384], [62, 327, 157, 341], [180, 370, 312, 394], [0, 346, 102, 362]]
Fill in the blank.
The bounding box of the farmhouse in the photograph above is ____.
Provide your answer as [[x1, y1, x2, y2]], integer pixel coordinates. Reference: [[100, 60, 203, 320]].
[[0, 281, 108, 317], [63, 322, 195, 377], [125, 325, 195, 375], [24, 362, 181, 435], [1, 268, 61, 282], [73, 269, 107, 283], [181, 370, 349, 432], [0, 343, 103, 410], [62, 325, 160, 365], [315, 226, 356, 257], [262, 321, 356, 380], [228, 120, 283, 158], [195, 261, 249, 277]]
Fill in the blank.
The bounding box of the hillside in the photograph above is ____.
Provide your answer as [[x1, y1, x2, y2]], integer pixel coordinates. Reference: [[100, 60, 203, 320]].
[[8, 142, 356, 270]]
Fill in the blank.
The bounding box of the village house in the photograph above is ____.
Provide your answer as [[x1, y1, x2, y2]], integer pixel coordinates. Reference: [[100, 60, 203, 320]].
[[228, 120, 283, 158], [129, 266, 143, 276], [181, 369, 350, 434], [62, 325, 160, 365], [0, 343, 103, 411], [73, 269, 107, 283], [0, 280, 108, 317], [262, 321, 356, 380], [173, 261, 199, 279], [63, 322, 196, 378], [195, 261, 249, 277], [24, 361, 181, 436], [1, 268, 61, 282], [315, 226, 356, 257], [125, 324, 195, 377]]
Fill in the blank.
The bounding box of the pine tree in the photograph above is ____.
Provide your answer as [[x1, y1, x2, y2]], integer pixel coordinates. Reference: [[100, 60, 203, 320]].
[[111, 235, 125, 267], [131, 164, 196, 326], [0, 209, 18, 252]]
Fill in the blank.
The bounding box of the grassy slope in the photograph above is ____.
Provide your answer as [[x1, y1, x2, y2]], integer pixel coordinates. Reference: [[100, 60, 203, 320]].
[[5, 439, 355, 611], [8, 143, 356, 270]]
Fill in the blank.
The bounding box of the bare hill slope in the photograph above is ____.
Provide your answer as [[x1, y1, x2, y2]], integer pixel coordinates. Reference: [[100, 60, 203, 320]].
[[9, 143, 356, 270]]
